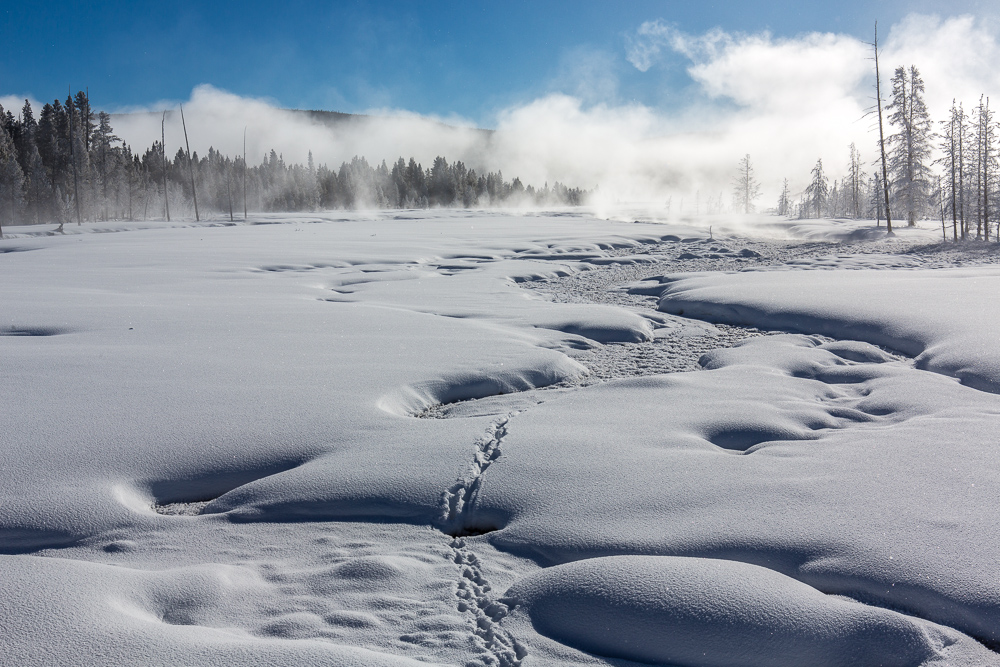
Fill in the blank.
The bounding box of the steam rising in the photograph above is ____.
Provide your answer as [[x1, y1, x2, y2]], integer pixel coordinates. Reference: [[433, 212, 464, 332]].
[[101, 14, 1000, 211]]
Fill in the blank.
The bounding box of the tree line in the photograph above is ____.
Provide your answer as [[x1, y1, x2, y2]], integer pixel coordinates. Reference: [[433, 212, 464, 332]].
[[0, 91, 586, 234], [735, 55, 998, 242], [789, 64, 997, 241]]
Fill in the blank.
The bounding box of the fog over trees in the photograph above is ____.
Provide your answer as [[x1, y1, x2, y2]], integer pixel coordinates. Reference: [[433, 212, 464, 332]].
[[2, 52, 999, 242], [0, 92, 585, 230]]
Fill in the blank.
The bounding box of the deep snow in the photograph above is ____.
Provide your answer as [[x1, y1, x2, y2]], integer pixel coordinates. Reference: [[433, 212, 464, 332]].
[[1, 210, 999, 666]]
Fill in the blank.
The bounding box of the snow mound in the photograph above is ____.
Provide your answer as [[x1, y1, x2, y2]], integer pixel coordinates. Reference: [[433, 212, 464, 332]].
[[503, 555, 942, 667], [656, 267, 1000, 392]]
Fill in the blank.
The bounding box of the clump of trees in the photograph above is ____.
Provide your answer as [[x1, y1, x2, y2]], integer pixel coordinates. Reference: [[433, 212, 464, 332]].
[[0, 91, 587, 232], [774, 45, 1000, 241]]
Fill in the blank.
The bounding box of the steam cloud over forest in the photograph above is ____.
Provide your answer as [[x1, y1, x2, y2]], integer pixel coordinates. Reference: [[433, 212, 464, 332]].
[[1, 13, 999, 227]]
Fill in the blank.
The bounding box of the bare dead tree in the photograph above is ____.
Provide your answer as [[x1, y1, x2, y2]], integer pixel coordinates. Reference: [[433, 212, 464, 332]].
[[161, 111, 170, 222], [179, 104, 199, 221], [68, 86, 82, 227], [874, 23, 893, 236], [243, 126, 248, 220], [983, 97, 992, 241], [227, 162, 234, 222]]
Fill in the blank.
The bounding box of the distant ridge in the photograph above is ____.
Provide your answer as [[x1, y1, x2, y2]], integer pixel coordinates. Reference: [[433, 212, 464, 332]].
[[111, 107, 494, 136]]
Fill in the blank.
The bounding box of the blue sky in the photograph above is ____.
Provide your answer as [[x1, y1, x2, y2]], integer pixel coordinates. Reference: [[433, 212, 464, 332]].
[[1, 0, 992, 125]]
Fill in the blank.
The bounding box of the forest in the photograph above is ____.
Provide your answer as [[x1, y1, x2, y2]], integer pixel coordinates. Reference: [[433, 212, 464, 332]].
[[0, 92, 585, 231]]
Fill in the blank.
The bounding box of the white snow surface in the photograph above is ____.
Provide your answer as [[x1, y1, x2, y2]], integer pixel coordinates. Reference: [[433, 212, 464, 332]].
[[2, 210, 1000, 666], [654, 264, 1000, 393]]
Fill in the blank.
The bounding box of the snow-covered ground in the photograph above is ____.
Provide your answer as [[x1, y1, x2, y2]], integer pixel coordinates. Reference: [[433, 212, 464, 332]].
[[2, 209, 999, 666]]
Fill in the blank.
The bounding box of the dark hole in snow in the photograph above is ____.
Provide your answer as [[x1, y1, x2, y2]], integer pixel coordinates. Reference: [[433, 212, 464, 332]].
[[707, 426, 802, 452], [0, 326, 71, 336], [445, 523, 500, 538]]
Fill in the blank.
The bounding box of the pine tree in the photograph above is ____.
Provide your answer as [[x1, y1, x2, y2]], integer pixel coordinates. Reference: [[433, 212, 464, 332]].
[[91, 111, 120, 220], [847, 144, 864, 218], [805, 159, 828, 218], [0, 114, 25, 234], [971, 96, 996, 240], [886, 66, 933, 225], [776, 178, 790, 216], [731, 154, 761, 214]]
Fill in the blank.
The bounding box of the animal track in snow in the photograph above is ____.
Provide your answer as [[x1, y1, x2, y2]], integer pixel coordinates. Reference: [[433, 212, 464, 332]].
[[448, 537, 526, 667], [440, 413, 516, 537], [437, 415, 526, 665]]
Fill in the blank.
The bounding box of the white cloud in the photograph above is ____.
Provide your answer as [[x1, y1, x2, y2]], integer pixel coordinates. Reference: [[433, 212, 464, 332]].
[[883, 14, 1000, 121], [110, 85, 492, 171], [0, 95, 42, 117], [14, 13, 995, 213], [605, 14, 1000, 205]]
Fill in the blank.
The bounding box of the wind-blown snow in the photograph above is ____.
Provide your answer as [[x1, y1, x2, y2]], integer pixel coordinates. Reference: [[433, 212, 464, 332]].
[[2, 210, 999, 666]]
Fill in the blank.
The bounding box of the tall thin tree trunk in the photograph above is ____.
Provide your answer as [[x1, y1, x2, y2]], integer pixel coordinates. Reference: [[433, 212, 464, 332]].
[[901, 73, 914, 225], [950, 104, 958, 241], [69, 87, 82, 227], [984, 97, 990, 241], [227, 165, 234, 222], [127, 163, 131, 221], [162, 112, 170, 222], [243, 126, 248, 220], [180, 104, 199, 221], [959, 105, 966, 238], [940, 176, 946, 242], [874, 24, 893, 235], [976, 98, 984, 239]]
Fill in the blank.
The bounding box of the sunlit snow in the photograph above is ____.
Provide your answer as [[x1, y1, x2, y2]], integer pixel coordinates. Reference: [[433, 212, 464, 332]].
[[2, 210, 998, 666]]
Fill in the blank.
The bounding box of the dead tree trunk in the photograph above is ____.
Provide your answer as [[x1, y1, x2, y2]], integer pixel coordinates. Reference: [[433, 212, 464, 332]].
[[874, 24, 893, 236], [162, 112, 170, 222], [180, 105, 199, 221], [69, 87, 81, 227], [243, 126, 248, 220]]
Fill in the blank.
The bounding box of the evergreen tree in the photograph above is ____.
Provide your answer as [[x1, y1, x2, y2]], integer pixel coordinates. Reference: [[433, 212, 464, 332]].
[[91, 111, 120, 220], [847, 143, 864, 219], [0, 113, 25, 234], [971, 96, 996, 240], [731, 154, 761, 214], [805, 159, 828, 218], [886, 65, 933, 225], [776, 178, 790, 216]]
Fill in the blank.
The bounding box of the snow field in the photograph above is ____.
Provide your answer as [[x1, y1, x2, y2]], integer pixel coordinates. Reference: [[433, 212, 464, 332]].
[[2, 211, 1000, 666]]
